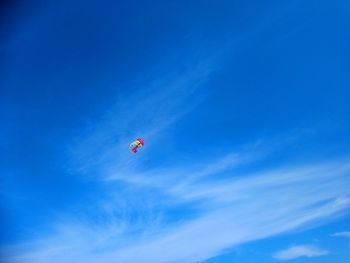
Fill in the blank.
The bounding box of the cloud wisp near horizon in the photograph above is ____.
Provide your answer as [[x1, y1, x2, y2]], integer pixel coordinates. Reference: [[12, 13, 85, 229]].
[[3, 151, 350, 263], [331, 231, 350, 238], [273, 245, 329, 261]]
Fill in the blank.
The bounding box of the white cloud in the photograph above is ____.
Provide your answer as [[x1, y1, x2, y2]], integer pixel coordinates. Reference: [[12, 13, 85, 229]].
[[273, 245, 329, 261], [332, 231, 350, 238], [3, 36, 350, 263], [2, 157, 350, 263]]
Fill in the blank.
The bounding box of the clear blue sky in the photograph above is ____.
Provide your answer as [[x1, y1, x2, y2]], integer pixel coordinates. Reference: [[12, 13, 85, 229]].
[[1, 0, 350, 262]]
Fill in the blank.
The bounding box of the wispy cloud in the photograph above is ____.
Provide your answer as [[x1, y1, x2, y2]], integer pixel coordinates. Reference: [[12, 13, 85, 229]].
[[67, 52, 216, 178], [273, 245, 329, 261], [3, 35, 350, 263], [331, 231, 350, 238], [3, 155, 350, 263]]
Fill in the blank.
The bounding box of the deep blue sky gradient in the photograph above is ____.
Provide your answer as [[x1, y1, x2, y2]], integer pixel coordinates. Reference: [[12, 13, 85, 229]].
[[1, 1, 350, 262]]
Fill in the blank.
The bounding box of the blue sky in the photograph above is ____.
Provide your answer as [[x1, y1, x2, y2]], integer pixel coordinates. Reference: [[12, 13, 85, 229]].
[[1, 0, 350, 262]]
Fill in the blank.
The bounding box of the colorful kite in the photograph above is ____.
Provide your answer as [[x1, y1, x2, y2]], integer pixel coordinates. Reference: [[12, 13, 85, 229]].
[[129, 138, 144, 154]]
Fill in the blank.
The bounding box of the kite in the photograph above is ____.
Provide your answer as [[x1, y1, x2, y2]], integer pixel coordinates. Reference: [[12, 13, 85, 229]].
[[129, 138, 144, 154]]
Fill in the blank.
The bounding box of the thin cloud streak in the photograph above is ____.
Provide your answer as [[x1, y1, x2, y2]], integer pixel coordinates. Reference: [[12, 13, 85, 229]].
[[3, 156, 350, 263], [4, 66, 350, 262], [331, 231, 350, 238], [4, 28, 350, 261], [273, 245, 329, 261], [68, 54, 215, 179]]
